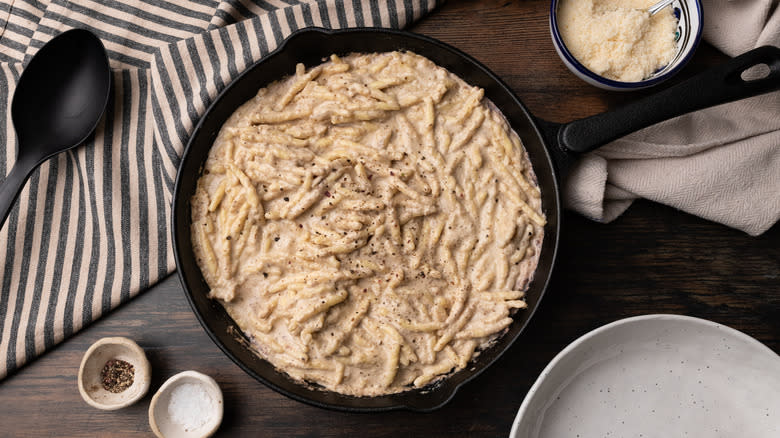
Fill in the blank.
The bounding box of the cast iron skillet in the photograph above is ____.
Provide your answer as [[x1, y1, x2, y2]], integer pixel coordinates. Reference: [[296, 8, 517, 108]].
[[172, 27, 780, 412]]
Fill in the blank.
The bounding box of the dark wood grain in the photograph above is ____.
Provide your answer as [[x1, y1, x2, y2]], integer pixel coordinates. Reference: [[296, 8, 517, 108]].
[[1, 1, 777, 436]]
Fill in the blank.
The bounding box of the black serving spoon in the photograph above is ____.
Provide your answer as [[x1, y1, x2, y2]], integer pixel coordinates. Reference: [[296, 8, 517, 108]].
[[0, 29, 111, 229]]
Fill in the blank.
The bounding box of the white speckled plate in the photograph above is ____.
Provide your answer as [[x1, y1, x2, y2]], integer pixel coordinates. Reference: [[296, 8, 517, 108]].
[[510, 314, 780, 438]]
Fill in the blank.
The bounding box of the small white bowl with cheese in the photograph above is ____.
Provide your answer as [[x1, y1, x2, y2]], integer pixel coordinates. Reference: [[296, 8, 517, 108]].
[[550, 0, 702, 90]]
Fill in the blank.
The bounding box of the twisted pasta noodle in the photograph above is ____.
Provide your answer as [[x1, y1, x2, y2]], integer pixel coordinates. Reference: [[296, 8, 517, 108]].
[[190, 51, 545, 396]]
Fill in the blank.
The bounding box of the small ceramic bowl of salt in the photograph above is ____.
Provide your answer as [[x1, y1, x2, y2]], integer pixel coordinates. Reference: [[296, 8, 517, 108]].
[[149, 370, 223, 438]]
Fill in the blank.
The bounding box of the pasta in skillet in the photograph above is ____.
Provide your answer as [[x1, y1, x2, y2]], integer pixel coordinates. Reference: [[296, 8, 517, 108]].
[[190, 51, 545, 396]]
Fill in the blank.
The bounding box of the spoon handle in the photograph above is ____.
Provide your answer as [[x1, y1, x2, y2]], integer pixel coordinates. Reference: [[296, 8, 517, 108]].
[[648, 0, 674, 16], [0, 153, 40, 230]]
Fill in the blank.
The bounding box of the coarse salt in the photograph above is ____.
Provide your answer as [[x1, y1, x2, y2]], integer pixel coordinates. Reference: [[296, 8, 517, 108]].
[[558, 0, 678, 82], [168, 382, 214, 432]]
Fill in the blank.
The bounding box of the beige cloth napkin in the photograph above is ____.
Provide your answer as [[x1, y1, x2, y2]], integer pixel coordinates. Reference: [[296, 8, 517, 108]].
[[564, 0, 780, 236]]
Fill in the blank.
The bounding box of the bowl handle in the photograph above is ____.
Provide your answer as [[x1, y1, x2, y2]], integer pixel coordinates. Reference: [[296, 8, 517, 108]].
[[554, 45, 780, 155]]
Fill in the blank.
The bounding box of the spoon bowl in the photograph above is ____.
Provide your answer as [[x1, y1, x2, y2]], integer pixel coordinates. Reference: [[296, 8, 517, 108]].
[[0, 28, 111, 228]]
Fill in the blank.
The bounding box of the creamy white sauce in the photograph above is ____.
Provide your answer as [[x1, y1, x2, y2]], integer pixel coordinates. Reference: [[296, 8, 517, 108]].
[[191, 51, 544, 396]]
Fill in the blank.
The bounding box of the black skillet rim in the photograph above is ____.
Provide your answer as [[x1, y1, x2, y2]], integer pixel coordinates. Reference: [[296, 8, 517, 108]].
[[172, 26, 562, 412]]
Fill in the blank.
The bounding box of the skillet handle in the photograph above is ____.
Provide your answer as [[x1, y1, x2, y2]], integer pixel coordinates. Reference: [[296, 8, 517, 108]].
[[556, 45, 780, 155]]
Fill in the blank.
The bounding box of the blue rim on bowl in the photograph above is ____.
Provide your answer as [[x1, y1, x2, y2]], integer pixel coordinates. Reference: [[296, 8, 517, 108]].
[[549, 0, 703, 90]]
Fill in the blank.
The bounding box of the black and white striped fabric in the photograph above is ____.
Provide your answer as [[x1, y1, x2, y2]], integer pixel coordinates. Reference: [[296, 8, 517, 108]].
[[0, 0, 439, 380]]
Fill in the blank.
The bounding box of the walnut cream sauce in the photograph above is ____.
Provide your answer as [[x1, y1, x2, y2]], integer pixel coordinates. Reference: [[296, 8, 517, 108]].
[[190, 52, 545, 396]]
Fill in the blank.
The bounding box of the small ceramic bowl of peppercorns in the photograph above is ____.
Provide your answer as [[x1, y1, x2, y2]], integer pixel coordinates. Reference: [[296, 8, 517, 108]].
[[78, 336, 151, 410]]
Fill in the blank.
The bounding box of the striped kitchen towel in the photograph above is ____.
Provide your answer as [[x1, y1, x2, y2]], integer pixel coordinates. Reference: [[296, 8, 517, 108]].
[[0, 0, 440, 380]]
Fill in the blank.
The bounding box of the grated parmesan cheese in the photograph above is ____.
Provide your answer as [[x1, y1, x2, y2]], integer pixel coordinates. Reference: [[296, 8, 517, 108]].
[[558, 0, 678, 82]]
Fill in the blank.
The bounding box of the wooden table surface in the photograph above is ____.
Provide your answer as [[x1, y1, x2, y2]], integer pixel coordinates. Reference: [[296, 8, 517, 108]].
[[1, 1, 778, 436]]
